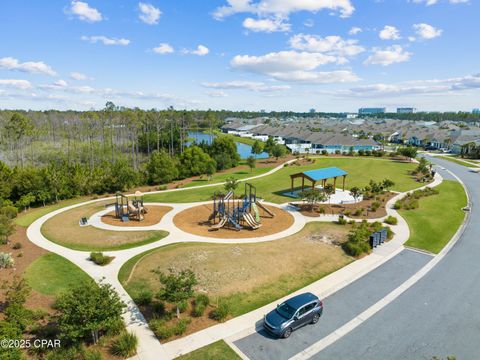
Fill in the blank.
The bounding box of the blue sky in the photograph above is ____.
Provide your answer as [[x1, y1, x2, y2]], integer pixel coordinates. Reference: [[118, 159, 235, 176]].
[[0, 0, 479, 112]]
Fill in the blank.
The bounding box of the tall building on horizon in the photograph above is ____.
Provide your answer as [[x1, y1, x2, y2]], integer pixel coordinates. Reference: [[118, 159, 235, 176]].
[[473, 108, 480, 114], [358, 107, 386, 115], [397, 107, 417, 114]]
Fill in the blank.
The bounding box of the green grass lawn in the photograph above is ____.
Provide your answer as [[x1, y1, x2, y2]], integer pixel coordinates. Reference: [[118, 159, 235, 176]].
[[15, 198, 91, 227], [402, 180, 467, 253], [182, 163, 273, 188], [24, 253, 93, 296], [145, 157, 421, 204], [175, 341, 240, 360], [436, 155, 480, 168]]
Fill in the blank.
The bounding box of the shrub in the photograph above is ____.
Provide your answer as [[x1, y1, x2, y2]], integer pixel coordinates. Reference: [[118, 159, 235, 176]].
[[17, 252, 23, 258], [0, 252, 14, 268], [45, 347, 81, 360], [83, 349, 102, 360], [342, 241, 370, 257], [195, 294, 210, 307], [210, 301, 231, 322], [384, 216, 398, 225], [105, 318, 125, 337], [358, 149, 365, 156], [172, 318, 191, 336], [149, 319, 172, 339], [335, 150, 341, 155], [318, 207, 326, 215], [157, 185, 167, 191], [177, 299, 188, 313], [338, 217, 347, 225], [89, 252, 114, 266], [111, 332, 138, 358], [192, 303, 206, 317], [370, 201, 381, 212], [354, 209, 363, 216], [12, 242, 22, 250], [152, 301, 166, 317], [386, 227, 394, 240], [134, 290, 153, 306], [321, 150, 328, 155]]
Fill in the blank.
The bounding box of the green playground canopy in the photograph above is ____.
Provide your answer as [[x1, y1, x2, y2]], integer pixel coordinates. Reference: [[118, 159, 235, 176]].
[[290, 167, 348, 193]]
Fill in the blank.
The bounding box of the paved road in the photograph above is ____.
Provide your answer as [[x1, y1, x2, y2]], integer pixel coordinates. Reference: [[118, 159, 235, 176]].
[[234, 249, 433, 360], [314, 155, 478, 360]]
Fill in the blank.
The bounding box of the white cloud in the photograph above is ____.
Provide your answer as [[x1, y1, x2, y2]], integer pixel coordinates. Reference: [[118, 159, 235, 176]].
[[410, 0, 468, 5], [413, 23, 442, 39], [81, 35, 130, 46], [206, 90, 229, 97], [379, 25, 401, 40], [243, 17, 291, 32], [0, 57, 57, 76], [69, 72, 93, 81], [230, 50, 359, 84], [304, 19, 314, 27], [138, 2, 162, 25], [202, 80, 290, 92], [364, 45, 412, 66], [349, 27, 362, 35], [330, 73, 480, 98], [153, 43, 174, 54], [213, 0, 355, 19], [0, 79, 32, 89], [270, 70, 359, 83], [67, 1, 102, 22], [38, 79, 69, 90], [231, 51, 336, 73], [184, 45, 210, 56], [289, 34, 365, 58]]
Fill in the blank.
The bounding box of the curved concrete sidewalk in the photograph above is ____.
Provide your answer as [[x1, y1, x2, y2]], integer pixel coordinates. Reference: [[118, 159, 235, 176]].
[[25, 157, 442, 360]]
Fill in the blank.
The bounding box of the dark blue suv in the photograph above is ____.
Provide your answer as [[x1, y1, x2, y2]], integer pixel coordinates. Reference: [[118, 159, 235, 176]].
[[263, 292, 323, 338]]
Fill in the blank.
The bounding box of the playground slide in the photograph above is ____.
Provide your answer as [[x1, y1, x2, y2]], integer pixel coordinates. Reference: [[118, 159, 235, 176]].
[[243, 213, 261, 229], [256, 202, 275, 217], [210, 217, 227, 231], [251, 203, 261, 223]]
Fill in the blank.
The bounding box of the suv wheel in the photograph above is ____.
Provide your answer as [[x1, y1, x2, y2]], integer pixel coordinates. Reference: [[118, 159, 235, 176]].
[[311, 313, 320, 324], [283, 327, 292, 338]]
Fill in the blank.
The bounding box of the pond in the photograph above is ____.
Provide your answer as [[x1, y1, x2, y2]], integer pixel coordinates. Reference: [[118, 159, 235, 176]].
[[188, 132, 269, 159]]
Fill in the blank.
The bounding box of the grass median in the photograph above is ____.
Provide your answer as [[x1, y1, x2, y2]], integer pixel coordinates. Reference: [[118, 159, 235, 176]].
[[175, 341, 240, 360], [402, 180, 467, 253], [24, 253, 93, 296]]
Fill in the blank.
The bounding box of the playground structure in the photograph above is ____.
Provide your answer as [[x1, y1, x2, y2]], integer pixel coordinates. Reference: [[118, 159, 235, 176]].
[[110, 191, 148, 222], [209, 183, 275, 231]]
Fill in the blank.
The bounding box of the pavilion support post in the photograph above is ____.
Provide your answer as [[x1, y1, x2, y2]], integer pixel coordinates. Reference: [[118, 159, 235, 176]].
[[342, 175, 346, 191], [291, 177, 294, 194], [312, 181, 316, 190], [333, 177, 337, 194], [302, 177, 305, 192]]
